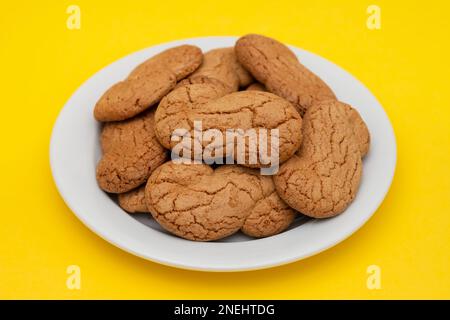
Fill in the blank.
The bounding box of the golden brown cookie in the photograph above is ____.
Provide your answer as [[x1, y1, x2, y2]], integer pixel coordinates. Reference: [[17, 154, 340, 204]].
[[155, 87, 302, 167], [230, 50, 254, 87], [96, 110, 168, 193], [129, 45, 203, 81], [174, 74, 234, 94], [94, 67, 176, 122], [155, 81, 231, 149], [273, 100, 362, 218], [118, 185, 148, 213], [94, 45, 203, 122], [240, 172, 296, 238], [145, 162, 296, 241], [235, 34, 336, 115], [246, 83, 266, 91], [188, 47, 254, 91], [341, 102, 370, 157]]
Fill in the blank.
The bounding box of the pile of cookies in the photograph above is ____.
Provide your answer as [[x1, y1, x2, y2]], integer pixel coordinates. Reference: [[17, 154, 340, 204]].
[[94, 34, 370, 241]]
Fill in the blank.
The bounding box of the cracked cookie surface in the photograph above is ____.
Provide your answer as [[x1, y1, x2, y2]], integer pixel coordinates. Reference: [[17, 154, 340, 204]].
[[235, 34, 336, 115], [94, 45, 203, 122], [145, 162, 296, 241], [118, 185, 148, 213], [239, 169, 297, 238], [122, 164, 296, 237], [155, 88, 303, 167], [340, 102, 370, 157], [174, 74, 234, 94], [188, 47, 251, 91], [129, 45, 203, 81], [273, 100, 362, 218], [96, 110, 168, 193]]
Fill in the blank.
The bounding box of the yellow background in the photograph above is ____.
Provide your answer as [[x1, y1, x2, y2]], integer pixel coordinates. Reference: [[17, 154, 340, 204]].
[[1, 0, 449, 299]]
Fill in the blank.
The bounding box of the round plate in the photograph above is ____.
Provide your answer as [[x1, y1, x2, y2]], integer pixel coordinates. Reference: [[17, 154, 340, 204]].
[[50, 36, 396, 272]]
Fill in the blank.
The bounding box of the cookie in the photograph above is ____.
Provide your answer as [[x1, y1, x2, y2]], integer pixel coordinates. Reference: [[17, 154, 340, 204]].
[[118, 185, 148, 213], [230, 49, 255, 87], [273, 100, 362, 218], [94, 67, 176, 122], [246, 83, 266, 91], [155, 87, 302, 167], [174, 74, 234, 94], [145, 162, 296, 241], [235, 34, 336, 115], [94, 45, 203, 122], [189, 47, 254, 91], [341, 102, 370, 157], [129, 45, 203, 81], [154, 81, 236, 151], [96, 110, 168, 193], [239, 171, 296, 238]]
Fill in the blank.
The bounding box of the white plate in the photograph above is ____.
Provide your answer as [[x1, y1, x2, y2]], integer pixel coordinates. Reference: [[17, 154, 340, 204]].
[[50, 36, 396, 272]]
